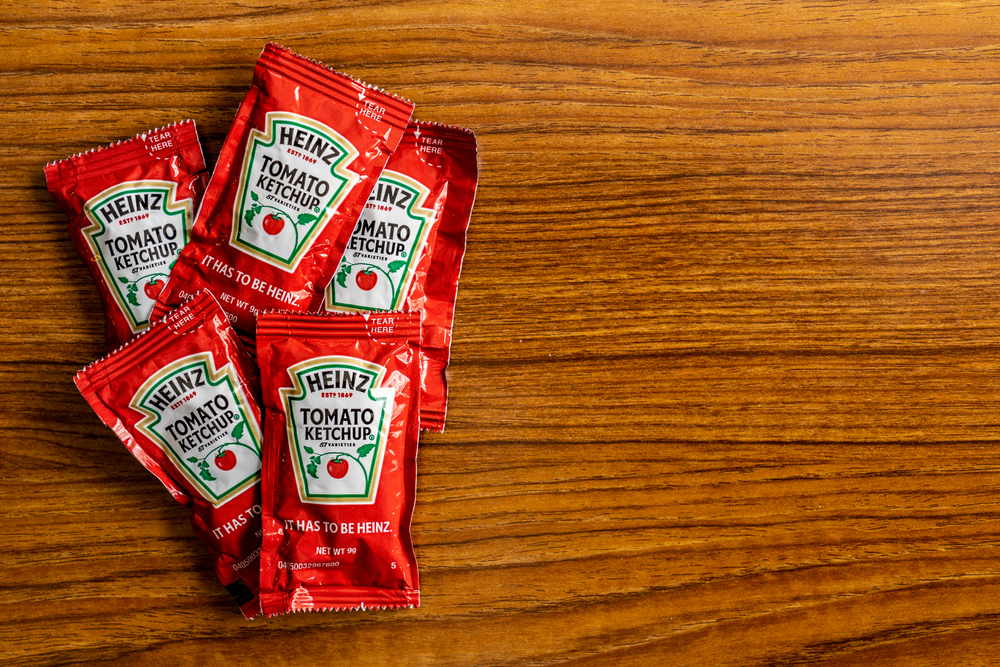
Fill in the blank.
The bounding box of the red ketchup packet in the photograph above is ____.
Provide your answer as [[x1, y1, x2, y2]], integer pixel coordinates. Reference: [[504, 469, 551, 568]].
[[323, 122, 478, 432], [74, 291, 264, 619], [154, 43, 415, 344], [256, 311, 421, 614], [45, 120, 209, 348]]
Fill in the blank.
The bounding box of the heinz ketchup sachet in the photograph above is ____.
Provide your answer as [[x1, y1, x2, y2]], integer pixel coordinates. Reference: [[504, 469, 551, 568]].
[[323, 121, 478, 432], [45, 120, 209, 348], [75, 291, 265, 619], [154, 43, 414, 343], [256, 311, 422, 614]]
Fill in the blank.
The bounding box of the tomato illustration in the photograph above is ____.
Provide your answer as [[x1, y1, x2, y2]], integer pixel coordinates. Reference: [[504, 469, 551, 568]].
[[144, 278, 163, 300], [215, 449, 237, 471], [327, 458, 349, 479], [355, 269, 377, 291], [262, 213, 285, 235]]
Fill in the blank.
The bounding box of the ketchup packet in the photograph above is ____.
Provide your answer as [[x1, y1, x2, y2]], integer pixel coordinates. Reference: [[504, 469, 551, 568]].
[[256, 311, 421, 614], [323, 122, 478, 432], [45, 120, 208, 348], [154, 43, 414, 343], [75, 291, 264, 619]]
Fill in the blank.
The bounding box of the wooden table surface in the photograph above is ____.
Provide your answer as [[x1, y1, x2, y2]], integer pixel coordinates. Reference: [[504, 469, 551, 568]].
[[4, 1, 1000, 665]]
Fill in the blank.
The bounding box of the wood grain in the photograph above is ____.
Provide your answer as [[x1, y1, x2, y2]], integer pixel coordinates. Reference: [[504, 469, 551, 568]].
[[4, 1, 1000, 664]]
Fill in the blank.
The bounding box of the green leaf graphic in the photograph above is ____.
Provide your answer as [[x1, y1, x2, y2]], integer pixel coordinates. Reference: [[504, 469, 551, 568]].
[[127, 291, 140, 307], [303, 446, 315, 454], [250, 191, 259, 202], [118, 276, 129, 284], [231, 421, 245, 441], [357, 443, 375, 458], [387, 260, 406, 273], [187, 457, 199, 463], [336, 264, 350, 289], [243, 208, 255, 225], [296, 213, 317, 226], [199, 468, 216, 482], [306, 455, 321, 479]]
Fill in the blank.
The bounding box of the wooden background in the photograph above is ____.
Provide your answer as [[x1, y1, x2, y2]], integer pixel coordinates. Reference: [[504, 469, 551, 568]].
[[3, 1, 1000, 664]]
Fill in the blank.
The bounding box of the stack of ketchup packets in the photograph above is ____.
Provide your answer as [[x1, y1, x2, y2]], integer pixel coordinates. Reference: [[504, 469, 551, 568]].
[[47, 43, 478, 619]]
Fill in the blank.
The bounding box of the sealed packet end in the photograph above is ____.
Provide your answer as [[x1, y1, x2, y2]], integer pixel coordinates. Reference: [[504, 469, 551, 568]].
[[256, 310, 422, 615], [261, 586, 419, 616]]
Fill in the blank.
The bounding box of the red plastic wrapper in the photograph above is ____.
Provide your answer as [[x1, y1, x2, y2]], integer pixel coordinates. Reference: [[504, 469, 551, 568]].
[[323, 122, 478, 432], [154, 43, 415, 343], [75, 291, 264, 619], [45, 120, 209, 348], [256, 311, 421, 614]]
